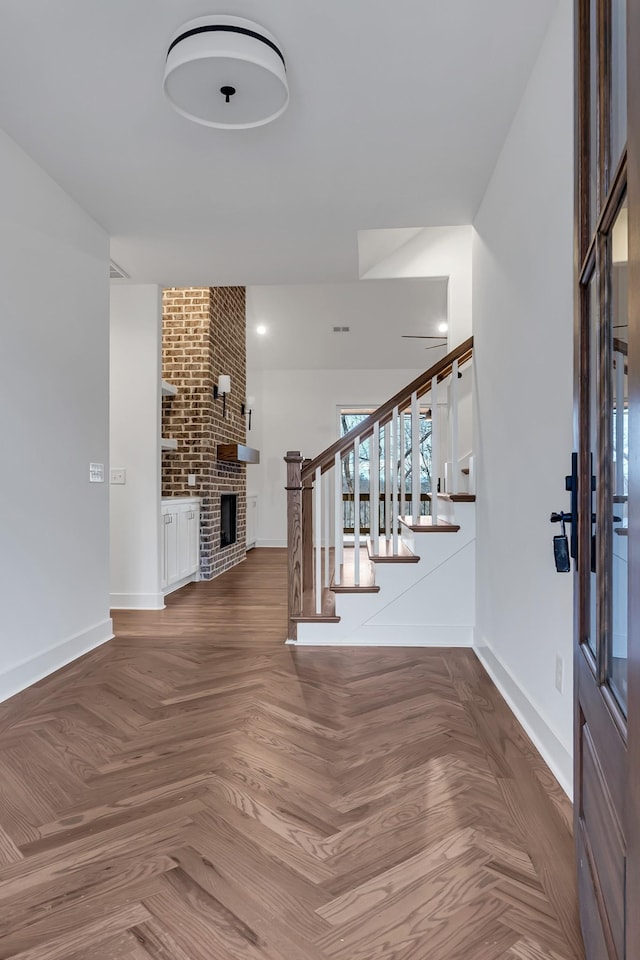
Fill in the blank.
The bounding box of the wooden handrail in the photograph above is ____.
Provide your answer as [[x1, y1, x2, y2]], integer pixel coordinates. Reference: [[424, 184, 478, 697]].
[[302, 337, 473, 480]]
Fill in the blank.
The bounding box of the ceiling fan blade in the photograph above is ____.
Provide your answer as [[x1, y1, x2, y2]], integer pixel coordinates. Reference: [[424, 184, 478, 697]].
[[401, 335, 447, 340], [424, 344, 446, 350]]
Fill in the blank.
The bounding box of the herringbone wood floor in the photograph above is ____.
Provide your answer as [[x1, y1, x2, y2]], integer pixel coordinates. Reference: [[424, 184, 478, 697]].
[[0, 549, 584, 959]]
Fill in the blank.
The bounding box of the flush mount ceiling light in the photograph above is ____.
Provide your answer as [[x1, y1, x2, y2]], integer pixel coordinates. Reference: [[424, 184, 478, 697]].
[[163, 15, 289, 129]]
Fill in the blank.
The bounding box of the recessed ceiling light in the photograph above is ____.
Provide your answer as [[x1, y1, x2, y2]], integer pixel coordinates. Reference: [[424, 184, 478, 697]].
[[438, 321, 448, 334], [256, 324, 267, 336]]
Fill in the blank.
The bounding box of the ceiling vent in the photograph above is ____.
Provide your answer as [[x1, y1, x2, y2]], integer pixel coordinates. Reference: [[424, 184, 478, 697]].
[[109, 260, 129, 280], [332, 326, 350, 333]]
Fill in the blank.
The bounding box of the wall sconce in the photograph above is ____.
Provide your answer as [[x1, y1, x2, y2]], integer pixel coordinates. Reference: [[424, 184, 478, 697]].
[[214, 374, 231, 418], [241, 395, 255, 430]]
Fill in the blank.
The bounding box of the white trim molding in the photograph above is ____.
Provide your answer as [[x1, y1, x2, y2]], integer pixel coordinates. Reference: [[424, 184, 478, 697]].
[[110, 593, 166, 610], [473, 642, 573, 799], [290, 625, 474, 647], [0, 619, 114, 705]]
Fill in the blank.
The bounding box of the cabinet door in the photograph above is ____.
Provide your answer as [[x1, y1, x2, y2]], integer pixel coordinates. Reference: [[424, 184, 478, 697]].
[[177, 507, 191, 580], [188, 508, 200, 574], [164, 509, 179, 585], [161, 513, 169, 589]]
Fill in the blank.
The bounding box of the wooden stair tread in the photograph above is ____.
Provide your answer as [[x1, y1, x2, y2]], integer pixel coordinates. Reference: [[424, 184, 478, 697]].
[[331, 547, 379, 592], [293, 587, 340, 623], [367, 536, 420, 563], [399, 516, 461, 533]]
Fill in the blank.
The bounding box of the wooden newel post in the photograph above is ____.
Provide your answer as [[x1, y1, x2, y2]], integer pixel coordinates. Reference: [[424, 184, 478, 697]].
[[302, 459, 313, 596], [284, 451, 304, 641]]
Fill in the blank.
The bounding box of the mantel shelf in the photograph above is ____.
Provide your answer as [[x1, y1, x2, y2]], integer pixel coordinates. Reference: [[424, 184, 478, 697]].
[[217, 443, 260, 464]]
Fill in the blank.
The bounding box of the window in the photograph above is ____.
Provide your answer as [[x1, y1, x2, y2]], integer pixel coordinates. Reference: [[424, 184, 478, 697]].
[[338, 407, 433, 533]]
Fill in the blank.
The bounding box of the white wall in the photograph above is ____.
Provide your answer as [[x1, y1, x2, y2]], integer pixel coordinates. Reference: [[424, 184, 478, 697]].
[[358, 225, 473, 345], [472, 0, 574, 792], [109, 285, 163, 609], [0, 127, 112, 702], [247, 367, 422, 546]]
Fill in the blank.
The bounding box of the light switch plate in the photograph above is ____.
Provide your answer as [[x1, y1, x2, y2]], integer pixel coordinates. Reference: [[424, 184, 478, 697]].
[[110, 468, 126, 485], [89, 463, 105, 483], [188, 474, 197, 487]]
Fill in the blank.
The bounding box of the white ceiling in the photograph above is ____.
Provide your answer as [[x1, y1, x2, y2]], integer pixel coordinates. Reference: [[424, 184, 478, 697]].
[[0, 1, 558, 285], [247, 278, 449, 371]]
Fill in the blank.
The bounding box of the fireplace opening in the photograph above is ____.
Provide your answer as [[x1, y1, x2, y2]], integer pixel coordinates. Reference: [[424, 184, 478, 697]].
[[220, 494, 237, 548]]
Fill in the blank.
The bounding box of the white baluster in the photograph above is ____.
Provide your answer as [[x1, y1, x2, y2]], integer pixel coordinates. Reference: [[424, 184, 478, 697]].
[[431, 378, 439, 525], [385, 420, 391, 540], [615, 349, 625, 496], [315, 467, 322, 614], [411, 391, 420, 519], [371, 420, 380, 551], [324, 469, 330, 587], [451, 359, 459, 495], [400, 406, 406, 518], [334, 451, 342, 585], [354, 435, 361, 586], [392, 405, 399, 555]]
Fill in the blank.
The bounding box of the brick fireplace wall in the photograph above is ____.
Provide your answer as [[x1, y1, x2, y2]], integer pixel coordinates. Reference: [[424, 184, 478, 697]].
[[162, 286, 247, 579]]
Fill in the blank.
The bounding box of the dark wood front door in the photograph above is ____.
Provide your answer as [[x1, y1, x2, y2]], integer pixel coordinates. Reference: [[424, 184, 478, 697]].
[[574, 1, 639, 956]]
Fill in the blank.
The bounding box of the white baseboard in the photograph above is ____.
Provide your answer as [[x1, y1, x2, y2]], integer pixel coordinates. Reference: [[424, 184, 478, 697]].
[[110, 592, 165, 610], [256, 539, 287, 548], [473, 643, 573, 799], [0, 618, 114, 705], [291, 625, 474, 647], [163, 573, 199, 597]]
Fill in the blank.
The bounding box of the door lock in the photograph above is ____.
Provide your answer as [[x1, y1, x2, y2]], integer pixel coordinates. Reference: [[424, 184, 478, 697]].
[[550, 511, 572, 572]]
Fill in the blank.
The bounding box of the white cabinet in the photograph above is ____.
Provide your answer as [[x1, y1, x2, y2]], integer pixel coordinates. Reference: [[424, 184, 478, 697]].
[[161, 498, 200, 594], [247, 495, 258, 549], [162, 505, 179, 588]]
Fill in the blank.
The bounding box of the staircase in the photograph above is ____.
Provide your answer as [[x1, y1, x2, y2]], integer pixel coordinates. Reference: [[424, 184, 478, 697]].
[[284, 338, 476, 645]]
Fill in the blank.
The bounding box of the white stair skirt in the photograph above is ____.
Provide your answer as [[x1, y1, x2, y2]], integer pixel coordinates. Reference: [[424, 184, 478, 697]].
[[295, 503, 476, 646]]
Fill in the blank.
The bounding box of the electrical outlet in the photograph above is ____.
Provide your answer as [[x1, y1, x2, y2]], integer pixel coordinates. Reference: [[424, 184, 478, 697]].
[[188, 474, 197, 487], [555, 654, 564, 694], [110, 468, 126, 485]]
